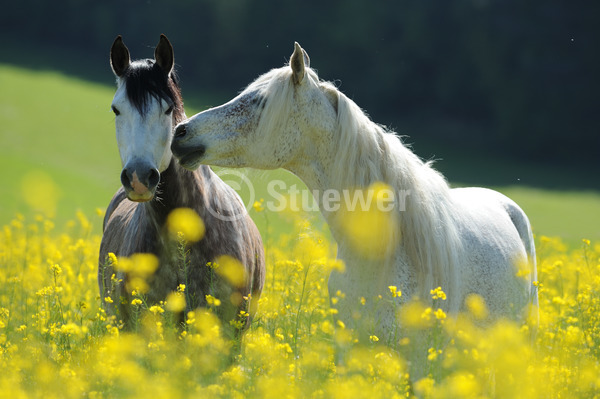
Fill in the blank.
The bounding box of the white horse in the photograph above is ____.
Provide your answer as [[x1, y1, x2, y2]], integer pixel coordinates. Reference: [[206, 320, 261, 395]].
[[171, 42, 538, 341]]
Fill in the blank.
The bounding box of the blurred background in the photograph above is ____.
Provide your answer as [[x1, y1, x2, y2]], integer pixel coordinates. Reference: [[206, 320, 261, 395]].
[[3, 0, 598, 187], [1, 0, 599, 240]]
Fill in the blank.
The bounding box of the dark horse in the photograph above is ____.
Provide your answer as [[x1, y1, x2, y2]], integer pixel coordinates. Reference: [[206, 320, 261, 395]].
[[99, 35, 265, 340]]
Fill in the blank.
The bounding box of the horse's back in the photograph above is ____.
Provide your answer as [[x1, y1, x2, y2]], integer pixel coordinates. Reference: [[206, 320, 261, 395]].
[[451, 187, 534, 255], [450, 187, 536, 318]]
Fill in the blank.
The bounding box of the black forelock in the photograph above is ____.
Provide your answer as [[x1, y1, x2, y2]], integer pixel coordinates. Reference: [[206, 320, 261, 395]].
[[122, 59, 183, 119]]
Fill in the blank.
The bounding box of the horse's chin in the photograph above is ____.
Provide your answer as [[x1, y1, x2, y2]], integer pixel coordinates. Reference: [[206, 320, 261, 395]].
[[126, 191, 154, 202], [177, 151, 205, 170]]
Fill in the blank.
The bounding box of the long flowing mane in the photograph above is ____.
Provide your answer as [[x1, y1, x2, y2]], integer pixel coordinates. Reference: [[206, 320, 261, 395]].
[[251, 65, 464, 310], [333, 86, 463, 311]]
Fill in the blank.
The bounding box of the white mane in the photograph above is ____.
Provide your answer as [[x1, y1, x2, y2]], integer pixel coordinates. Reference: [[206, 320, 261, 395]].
[[250, 65, 464, 311], [245, 67, 298, 143], [332, 83, 463, 311]]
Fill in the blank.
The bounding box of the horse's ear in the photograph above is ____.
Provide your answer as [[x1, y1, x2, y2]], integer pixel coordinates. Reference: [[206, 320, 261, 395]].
[[155, 34, 174, 74], [291, 42, 310, 85], [110, 35, 130, 77]]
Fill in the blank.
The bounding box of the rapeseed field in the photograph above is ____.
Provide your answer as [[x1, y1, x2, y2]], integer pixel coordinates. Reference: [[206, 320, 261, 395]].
[[0, 206, 598, 398]]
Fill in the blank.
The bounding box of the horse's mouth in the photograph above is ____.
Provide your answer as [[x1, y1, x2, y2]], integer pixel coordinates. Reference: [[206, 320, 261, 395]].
[[177, 148, 206, 170], [126, 190, 154, 202]]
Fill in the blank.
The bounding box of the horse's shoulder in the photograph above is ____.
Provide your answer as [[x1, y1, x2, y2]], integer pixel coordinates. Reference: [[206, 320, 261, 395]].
[[199, 166, 248, 211], [102, 187, 131, 232]]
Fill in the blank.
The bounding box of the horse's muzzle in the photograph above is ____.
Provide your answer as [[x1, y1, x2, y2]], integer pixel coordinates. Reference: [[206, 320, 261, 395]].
[[121, 161, 160, 202], [171, 124, 206, 170]]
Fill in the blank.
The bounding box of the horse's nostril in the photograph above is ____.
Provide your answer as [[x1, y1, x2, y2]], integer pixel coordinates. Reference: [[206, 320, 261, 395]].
[[174, 124, 187, 139], [148, 168, 160, 188], [121, 166, 159, 192], [120, 168, 131, 188]]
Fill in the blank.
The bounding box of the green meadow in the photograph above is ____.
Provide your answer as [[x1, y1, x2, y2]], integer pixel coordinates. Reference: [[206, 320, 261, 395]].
[[2, 63, 600, 399], [1, 63, 599, 244]]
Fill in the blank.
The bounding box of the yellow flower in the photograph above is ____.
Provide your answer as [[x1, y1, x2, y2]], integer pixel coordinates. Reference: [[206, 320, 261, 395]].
[[166, 207, 205, 242], [414, 377, 435, 397], [104, 296, 113, 304], [116, 253, 159, 277], [149, 305, 164, 315], [321, 320, 334, 335], [213, 255, 247, 288], [253, 199, 265, 212], [336, 182, 400, 260], [465, 294, 488, 320], [430, 286, 447, 300], [50, 263, 62, 275], [20, 170, 60, 217], [369, 335, 379, 343], [399, 301, 434, 329], [206, 261, 218, 269], [165, 292, 186, 312], [434, 308, 447, 320], [388, 285, 401, 298], [107, 252, 118, 266], [131, 298, 143, 306], [427, 347, 442, 361], [128, 277, 149, 294], [206, 294, 221, 307]]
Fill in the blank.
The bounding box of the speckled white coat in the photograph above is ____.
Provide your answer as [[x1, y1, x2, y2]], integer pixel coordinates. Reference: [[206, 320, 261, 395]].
[[171, 43, 538, 341]]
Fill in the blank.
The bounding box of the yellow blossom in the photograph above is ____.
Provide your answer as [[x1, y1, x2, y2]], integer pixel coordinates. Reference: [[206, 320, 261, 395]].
[[149, 305, 164, 315], [465, 294, 488, 320], [430, 286, 447, 300], [206, 295, 221, 307], [166, 207, 205, 242], [388, 285, 401, 298], [107, 252, 118, 266], [434, 308, 447, 320], [213, 255, 247, 288], [253, 199, 265, 212], [336, 182, 400, 260], [165, 292, 186, 313]]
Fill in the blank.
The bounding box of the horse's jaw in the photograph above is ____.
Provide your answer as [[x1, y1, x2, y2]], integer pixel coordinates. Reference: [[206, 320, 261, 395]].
[[177, 149, 206, 171]]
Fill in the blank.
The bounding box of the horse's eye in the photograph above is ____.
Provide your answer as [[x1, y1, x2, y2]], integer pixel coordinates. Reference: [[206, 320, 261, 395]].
[[165, 105, 174, 116], [111, 105, 120, 116]]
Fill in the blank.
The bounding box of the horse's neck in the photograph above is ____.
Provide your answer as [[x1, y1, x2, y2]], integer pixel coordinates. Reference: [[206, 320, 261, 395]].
[[290, 120, 416, 209], [288, 122, 395, 240], [288, 111, 459, 303]]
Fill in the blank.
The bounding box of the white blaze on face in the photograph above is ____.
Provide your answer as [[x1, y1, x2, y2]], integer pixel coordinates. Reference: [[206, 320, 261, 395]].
[[112, 81, 174, 173]]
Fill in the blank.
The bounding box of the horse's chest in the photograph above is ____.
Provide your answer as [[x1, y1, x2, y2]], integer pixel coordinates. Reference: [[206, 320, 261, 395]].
[[327, 251, 413, 332]]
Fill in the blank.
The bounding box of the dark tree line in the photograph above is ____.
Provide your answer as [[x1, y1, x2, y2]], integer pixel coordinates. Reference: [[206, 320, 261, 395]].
[[2, 0, 598, 169]]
